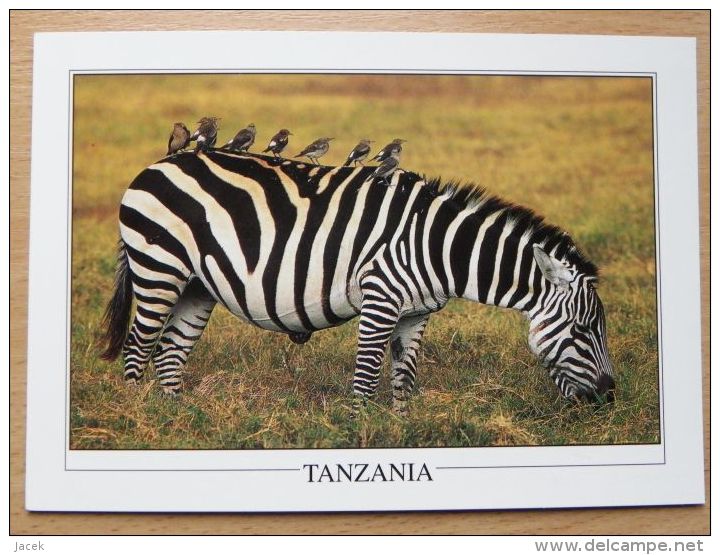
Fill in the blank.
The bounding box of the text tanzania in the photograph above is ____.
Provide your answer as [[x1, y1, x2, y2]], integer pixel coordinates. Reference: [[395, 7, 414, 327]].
[[303, 463, 433, 483]]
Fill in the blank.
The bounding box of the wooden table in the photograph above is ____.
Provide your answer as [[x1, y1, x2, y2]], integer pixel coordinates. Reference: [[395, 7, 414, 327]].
[[9, 9, 709, 535]]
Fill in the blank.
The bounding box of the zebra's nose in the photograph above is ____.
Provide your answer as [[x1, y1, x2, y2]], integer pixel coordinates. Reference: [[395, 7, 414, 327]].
[[597, 374, 615, 403]]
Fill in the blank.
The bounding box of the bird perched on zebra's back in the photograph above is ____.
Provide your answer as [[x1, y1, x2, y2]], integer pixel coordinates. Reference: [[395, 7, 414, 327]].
[[167, 123, 190, 156], [372, 151, 401, 186], [190, 116, 220, 154], [263, 128, 292, 158], [344, 139, 374, 166], [371, 138, 406, 163], [295, 137, 334, 165], [225, 123, 256, 153]]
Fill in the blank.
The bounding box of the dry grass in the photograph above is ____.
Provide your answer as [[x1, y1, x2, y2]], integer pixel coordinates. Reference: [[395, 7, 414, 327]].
[[70, 74, 659, 449]]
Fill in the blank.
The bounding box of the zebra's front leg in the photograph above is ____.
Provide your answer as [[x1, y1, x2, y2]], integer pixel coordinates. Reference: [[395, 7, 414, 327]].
[[389, 314, 431, 415], [352, 282, 401, 412], [152, 278, 216, 395]]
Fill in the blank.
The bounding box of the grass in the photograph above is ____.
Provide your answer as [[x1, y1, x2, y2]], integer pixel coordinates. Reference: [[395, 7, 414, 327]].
[[70, 74, 659, 449]]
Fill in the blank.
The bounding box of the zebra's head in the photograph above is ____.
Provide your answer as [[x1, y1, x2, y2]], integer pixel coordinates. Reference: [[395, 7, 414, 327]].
[[527, 245, 615, 403]]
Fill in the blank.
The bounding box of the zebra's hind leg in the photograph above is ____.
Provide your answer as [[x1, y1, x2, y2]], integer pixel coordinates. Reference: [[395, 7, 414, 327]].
[[352, 274, 401, 413], [389, 314, 431, 416], [152, 278, 217, 395], [122, 278, 188, 386]]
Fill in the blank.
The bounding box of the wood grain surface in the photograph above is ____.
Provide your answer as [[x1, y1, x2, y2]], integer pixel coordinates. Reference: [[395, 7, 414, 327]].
[[9, 9, 709, 535]]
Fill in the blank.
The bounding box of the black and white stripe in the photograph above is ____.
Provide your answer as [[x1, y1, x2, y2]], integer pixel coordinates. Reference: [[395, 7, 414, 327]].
[[101, 150, 614, 410]]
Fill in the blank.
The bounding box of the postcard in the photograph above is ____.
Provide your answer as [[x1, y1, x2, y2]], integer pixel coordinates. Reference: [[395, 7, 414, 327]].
[[24, 30, 703, 511]]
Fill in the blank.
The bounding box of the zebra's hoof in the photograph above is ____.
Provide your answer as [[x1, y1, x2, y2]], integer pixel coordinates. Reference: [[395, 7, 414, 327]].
[[392, 405, 409, 417], [160, 385, 182, 397], [123, 375, 141, 387], [350, 396, 369, 419], [288, 332, 312, 344]]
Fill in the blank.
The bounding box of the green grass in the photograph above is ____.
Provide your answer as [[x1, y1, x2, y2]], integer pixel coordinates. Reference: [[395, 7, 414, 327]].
[[70, 74, 659, 449]]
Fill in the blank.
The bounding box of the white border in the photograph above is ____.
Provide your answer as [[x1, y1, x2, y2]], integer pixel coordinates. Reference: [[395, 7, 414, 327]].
[[26, 31, 703, 511]]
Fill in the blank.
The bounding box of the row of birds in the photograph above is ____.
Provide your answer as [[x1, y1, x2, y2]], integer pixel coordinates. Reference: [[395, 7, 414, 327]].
[[167, 117, 407, 184]]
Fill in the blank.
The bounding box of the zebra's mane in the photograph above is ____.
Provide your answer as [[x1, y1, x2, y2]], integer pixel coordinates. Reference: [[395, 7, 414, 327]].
[[422, 177, 600, 278], [204, 151, 599, 278]]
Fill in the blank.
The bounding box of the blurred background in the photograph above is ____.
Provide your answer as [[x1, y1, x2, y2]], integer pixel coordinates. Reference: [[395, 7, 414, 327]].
[[71, 74, 658, 449]]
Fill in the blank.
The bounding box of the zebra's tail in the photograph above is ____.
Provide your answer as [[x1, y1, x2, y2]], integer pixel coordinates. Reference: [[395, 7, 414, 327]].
[[99, 239, 133, 361]]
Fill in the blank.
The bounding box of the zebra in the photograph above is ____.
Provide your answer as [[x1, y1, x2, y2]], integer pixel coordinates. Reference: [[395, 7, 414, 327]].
[[101, 149, 615, 414]]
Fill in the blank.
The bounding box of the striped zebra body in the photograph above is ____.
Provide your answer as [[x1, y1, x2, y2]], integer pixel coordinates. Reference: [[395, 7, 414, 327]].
[[103, 150, 614, 412]]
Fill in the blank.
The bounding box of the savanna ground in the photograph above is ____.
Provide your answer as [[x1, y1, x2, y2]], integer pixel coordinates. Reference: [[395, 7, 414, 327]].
[[70, 74, 659, 449]]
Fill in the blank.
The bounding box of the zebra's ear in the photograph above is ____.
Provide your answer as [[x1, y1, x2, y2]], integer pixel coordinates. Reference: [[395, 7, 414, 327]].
[[533, 245, 572, 287]]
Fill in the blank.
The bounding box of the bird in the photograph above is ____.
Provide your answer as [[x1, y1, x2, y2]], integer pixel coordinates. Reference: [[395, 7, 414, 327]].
[[344, 139, 374, 166], [295, 137, 334, 165], [225, 123, 256, 152], [371, 138, 406, 163], [190, 117, 220, 154], [167, 123, 190, 156], [371, 152, 401, 186], [263, 129, 293, 158]]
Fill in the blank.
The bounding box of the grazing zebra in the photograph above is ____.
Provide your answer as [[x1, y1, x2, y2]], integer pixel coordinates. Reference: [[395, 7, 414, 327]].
[[101, 149, 615, 413]]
